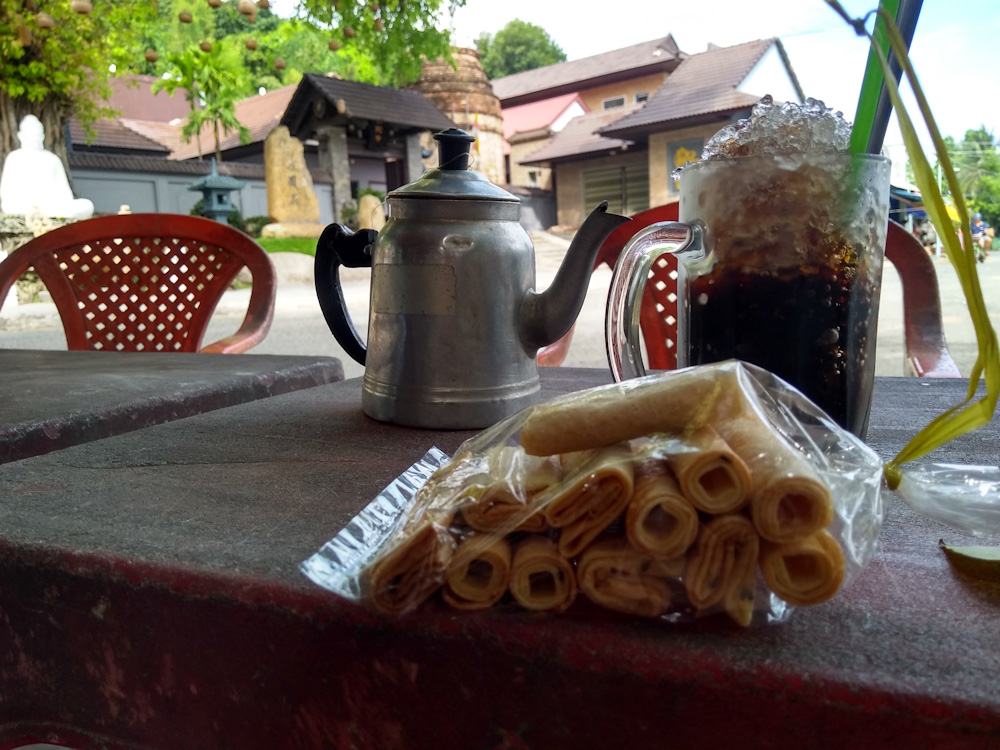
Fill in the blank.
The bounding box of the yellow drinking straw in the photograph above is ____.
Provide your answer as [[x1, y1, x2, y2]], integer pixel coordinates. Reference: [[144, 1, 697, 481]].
[[826, 0, 1000, 488]]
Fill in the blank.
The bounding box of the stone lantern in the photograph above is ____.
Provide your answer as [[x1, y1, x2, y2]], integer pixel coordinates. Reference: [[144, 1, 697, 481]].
[[189, 159, 244, 224]]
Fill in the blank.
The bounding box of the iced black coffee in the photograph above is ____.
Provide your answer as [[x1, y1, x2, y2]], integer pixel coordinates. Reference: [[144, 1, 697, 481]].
[[606, 97, 892, 437]]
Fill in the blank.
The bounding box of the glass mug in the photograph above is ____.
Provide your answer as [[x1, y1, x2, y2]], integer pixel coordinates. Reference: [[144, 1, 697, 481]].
[[606, 152, 891, 438]]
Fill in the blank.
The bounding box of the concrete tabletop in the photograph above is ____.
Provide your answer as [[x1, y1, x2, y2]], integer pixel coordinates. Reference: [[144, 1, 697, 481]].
[[0, 370, 998, 749], [0, 348, 344, 464]]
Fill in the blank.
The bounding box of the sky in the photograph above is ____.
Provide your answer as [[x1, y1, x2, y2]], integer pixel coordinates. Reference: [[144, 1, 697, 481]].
[[273, 0, 1000, 185]]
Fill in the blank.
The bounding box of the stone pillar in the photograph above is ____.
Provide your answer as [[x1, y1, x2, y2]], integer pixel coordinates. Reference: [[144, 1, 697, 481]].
[[405, 133, 426, 184], [317, 125, 352, 224]]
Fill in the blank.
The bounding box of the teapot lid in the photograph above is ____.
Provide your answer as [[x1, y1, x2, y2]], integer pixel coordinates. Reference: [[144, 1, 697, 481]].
[[388, 128, 519, 203]]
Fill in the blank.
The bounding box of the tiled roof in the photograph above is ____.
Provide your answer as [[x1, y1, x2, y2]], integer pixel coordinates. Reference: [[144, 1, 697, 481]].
[[67, 151, 334, 184], [169, 85, 298, 160], [600, 38, 781, 139], [518, 105, 640, 166], [108, 74, 191, 122], [490, 35, 685, 105], [69, 118, 170, 154], [502, 93, 587, 141], [119, 118, 188, 153], [281, 73, 455, 137]]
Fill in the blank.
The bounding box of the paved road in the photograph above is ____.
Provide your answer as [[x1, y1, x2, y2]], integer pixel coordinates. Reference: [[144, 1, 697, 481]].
[[2, 234, 998, 382]]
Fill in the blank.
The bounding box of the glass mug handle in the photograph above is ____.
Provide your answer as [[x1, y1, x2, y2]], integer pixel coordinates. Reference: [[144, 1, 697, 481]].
[[605, 220, 705, 381]]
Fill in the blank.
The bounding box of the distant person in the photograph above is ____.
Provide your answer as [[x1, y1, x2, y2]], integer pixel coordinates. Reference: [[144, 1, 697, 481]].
[[970, 212, 992, 261], [0, 114, 94, 220]]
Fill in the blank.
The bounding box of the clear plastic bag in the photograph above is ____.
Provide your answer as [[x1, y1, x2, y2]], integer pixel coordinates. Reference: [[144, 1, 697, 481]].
[[302, 361, 887, 626]]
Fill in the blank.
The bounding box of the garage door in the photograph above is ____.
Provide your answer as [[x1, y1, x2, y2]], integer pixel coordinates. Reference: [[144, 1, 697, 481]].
[[582, 162, 649, 216]]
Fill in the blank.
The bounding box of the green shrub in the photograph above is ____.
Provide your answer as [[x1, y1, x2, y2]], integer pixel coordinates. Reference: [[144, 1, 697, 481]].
[[357, 186, 386, 202], [189, 198, 245, 232], [243, 215, 273, 239]]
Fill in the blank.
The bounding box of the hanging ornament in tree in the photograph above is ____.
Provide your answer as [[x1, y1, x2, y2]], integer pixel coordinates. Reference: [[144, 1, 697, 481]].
[[70, 0, 93, 14], [207, 0, 222, 7], [374, 17, 383, 31], [369, 2, 378, 11], [35, 11, 55, 29], [237, 0, 254, 14], [257, 0, 269, 9], [245, 38, 258, 50], [179, 10, 193, 22], [200, 40, 213, 52], [274, 57, 286, 70], [145, 48, 159, 63], [16, 24, 31, 46], [343, 25, 355, 38], [328, 38, 341, 51]]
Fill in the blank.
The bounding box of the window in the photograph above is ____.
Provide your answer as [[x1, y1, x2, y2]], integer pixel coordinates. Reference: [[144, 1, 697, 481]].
[[602, 96, 626, 110], [528, 170, 538, 188], [634, 92, 649, 104]]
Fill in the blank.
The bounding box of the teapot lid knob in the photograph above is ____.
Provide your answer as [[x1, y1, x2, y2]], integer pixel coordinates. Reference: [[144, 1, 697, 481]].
[[434, 128, 477, 171]]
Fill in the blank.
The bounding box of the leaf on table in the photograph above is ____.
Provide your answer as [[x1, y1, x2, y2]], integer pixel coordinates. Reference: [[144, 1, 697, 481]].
[[940, 539, 1000, 581]]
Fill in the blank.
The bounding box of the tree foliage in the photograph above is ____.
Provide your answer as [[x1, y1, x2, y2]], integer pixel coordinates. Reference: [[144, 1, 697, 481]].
[[0, 0, 158, 171], [294, 0, 464, 86], [938, 127, 1000, 228], [1, 0, 463, 187], [475, 19, 566, 80]]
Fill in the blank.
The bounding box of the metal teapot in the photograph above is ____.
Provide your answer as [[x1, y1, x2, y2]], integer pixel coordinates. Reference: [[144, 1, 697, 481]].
[[315, 127, 630, 429]]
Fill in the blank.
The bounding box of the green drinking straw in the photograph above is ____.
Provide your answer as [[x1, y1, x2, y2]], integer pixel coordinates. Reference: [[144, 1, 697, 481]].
[[848, 0, 900, 154]]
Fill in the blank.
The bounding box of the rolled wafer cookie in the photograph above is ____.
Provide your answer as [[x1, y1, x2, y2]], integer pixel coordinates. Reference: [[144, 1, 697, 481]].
[[542, 446, 635, 558], [442, 535, 512, 610], [509, 536, 577, 612], [577, 538, 683, 617], [519, 365, 744, 457], [369, 522, 457, 615], [713, 412, 833, 543], [760, 529, 845, 606], [625, 468, 699, 559], [684, 514, 760, 626], [666, 425, 752, 514], [460, 449, 558, 534]]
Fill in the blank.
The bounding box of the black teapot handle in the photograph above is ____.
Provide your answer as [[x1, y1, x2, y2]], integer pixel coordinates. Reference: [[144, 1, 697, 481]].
[[314, 223, 378, 365]]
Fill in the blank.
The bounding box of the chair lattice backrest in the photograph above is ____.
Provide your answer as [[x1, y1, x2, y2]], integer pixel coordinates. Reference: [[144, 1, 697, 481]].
[[0, 214, 276, 354]]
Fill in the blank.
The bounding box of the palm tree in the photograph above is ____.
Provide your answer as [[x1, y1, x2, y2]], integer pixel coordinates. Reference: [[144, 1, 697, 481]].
[[153, 49, 209, 160]]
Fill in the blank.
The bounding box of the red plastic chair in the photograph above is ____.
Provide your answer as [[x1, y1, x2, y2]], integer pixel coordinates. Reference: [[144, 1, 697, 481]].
[[539, 205, 961, 378], [538, 203, 680, 368], [0, 213, 276, 354]]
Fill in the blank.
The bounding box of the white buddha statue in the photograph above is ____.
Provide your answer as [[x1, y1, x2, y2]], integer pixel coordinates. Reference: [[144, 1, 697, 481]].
[[0, 114, 94, 220]]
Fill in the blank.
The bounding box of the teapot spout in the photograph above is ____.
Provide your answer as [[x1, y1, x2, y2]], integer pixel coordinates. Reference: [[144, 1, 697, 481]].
[[519, 201, 631, 352]]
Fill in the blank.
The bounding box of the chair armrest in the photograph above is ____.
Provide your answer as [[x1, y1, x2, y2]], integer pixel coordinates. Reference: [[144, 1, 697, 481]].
[[537, 325, 575, 367], [200, 264, 277, 355], [885, 221, 961, 378]]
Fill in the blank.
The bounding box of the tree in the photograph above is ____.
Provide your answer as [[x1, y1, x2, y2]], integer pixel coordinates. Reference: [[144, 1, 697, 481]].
[[294, 0, 464, 86], [1, 0, 463, 183], [0, 0, 158, 176], [936, 128, 1000, 228], [153, 48, 208, 158], [475, 19, 566, 80]]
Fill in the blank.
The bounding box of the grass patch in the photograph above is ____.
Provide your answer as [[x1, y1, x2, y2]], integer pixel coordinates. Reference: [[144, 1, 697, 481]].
[[258, 237, 319, 256]]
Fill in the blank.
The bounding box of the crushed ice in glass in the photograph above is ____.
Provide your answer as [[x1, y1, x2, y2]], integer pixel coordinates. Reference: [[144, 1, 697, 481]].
[[703, 95, 851, 160], [671, 96, 852, 182]]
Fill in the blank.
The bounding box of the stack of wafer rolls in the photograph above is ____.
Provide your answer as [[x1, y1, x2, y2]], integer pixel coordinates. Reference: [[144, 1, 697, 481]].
[[363, 365, 847, 622]]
